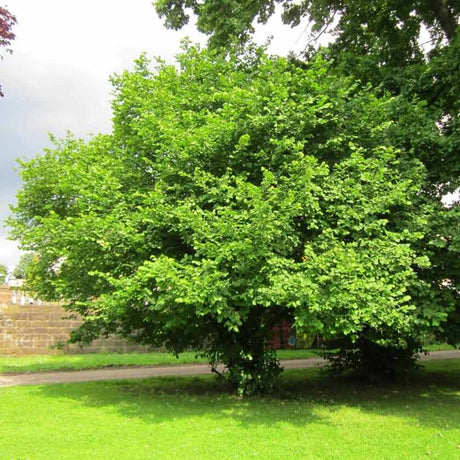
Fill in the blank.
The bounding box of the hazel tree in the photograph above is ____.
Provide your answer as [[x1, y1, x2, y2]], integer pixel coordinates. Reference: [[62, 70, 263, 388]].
[[9, 45, 456, 393], [155, 0, 460, 357]]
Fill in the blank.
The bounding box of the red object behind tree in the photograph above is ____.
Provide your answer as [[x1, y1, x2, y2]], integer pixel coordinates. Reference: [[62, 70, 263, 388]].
[[272, 321, 295, 350]]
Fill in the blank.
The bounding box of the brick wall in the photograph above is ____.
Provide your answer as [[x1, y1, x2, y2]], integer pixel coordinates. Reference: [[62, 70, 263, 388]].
[[0, 286, 152, 356]]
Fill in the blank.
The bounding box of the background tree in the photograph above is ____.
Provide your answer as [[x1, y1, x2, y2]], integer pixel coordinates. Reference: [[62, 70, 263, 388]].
[[154, 1, 458, 51], [9, 45, 455, 393], [0, 263, 7, 282], [13, 253, 34, 280], [0, 5, 17, 96]]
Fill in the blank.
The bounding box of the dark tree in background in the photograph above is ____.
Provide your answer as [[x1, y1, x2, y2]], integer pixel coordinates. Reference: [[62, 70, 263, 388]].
[[154, 1, 458, 50], [0, 5, 17, 96]]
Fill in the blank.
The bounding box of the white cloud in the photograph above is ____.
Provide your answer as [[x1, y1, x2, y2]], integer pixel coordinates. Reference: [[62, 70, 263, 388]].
[[0, 1, 207, 265], [0, 0, 324, 266]]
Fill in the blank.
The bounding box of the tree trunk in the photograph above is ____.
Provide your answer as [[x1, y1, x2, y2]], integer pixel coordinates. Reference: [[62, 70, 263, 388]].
[[429, 0, 458, 41]]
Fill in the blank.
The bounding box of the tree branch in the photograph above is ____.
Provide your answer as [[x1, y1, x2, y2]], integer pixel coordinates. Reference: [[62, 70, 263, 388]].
[[210, 366, 226, 380]]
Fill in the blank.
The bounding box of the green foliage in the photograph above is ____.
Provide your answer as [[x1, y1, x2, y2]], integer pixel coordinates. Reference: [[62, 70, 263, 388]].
[[208, 348, 282, 395], [153, 1, 460, 197], [153, 0, 460, 364], [155, 1, 459, 51], [12, 253, 35, 280], [0, 263, 7, 281], [321, 331, 424, 382], [8, 45, 457, 393], [155, 0, 277, 48], [154, 1, 460, 191]]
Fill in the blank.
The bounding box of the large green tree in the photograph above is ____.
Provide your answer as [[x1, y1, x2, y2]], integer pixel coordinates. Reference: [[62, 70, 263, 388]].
[[155, 0, 460, 357], [9, 45, 455, 393]]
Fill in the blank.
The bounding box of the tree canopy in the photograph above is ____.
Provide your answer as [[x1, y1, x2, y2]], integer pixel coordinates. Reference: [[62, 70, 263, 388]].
[[9, 45, 457, 393], [155, 1, 458, 52], [154, 0, 460, 366], [12, 253, 35, 280], [155, 1, 459, 190]]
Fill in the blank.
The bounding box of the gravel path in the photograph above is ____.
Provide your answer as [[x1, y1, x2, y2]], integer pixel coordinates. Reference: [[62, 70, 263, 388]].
[[0, 349, 458, 388]]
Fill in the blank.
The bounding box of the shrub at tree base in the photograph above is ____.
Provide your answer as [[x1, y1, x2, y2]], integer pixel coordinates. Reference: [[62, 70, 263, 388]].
[[9, 45, 457, 394], [320, 329, 424, 382]]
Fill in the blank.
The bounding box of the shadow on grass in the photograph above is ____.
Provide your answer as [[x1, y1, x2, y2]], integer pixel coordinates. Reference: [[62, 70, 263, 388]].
[[34, 361, 460, 431]]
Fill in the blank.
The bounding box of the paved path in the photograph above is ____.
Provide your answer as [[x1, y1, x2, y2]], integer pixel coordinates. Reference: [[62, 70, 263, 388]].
[[0, 349, 458, 388]]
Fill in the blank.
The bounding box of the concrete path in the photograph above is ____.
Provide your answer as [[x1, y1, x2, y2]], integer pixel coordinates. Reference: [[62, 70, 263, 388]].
[[0, 349, 458, 388]]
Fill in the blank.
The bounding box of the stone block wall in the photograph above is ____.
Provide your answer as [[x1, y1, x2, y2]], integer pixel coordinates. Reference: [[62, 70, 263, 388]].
[[0, 286, 152, 356], [0, 286, 13, 304]]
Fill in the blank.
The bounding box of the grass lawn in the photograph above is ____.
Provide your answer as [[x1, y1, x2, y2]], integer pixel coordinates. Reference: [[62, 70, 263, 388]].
[[0, 349, 321, 374], [0, 359, 458, 459], [0, 345, 453, 374]]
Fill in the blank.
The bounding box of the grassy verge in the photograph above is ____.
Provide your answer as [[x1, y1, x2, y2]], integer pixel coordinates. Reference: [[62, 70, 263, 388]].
[[0, 344, 453, 374], [0, 359, 458, 459], [0, 349, 321, 374], [0, 351, 207, 373]]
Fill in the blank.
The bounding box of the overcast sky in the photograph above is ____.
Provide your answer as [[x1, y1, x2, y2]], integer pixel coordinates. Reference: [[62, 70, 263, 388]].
[[0, 0, 314, 269]]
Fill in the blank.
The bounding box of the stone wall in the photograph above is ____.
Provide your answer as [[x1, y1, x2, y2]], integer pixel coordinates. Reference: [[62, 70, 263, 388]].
[[0, 286, 152, 356], [0, 286, 14, 304]]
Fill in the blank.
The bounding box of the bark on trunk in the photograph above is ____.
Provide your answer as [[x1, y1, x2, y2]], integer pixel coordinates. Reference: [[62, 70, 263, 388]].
[[430, 0, 458, 41]]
